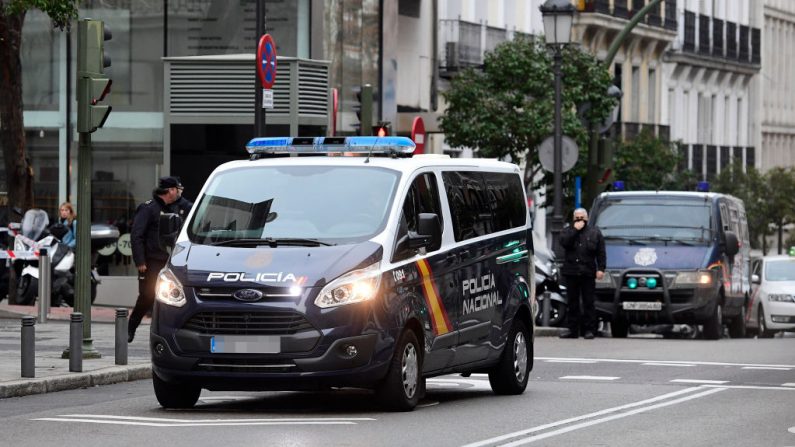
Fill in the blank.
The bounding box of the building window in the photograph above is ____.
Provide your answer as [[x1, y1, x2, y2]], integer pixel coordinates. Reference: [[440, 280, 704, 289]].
[[631, 66, 640, 122], [648, 69, 656, 123]]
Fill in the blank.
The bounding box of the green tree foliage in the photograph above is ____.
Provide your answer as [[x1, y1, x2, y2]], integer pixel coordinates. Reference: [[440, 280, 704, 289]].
[[0, 0, 77, 212], [612, 131, 693, 190], [440, 36, 617, 211], [712, 162, 771, 252]]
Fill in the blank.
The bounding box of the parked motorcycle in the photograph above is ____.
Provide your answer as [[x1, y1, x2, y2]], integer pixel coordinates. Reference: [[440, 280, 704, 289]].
[[11, 209, 119, 307], [534, 237, 568, 327]]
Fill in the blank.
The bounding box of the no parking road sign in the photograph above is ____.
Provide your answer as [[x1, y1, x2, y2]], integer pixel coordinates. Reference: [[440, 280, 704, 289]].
[[257, 34, 277, 90]]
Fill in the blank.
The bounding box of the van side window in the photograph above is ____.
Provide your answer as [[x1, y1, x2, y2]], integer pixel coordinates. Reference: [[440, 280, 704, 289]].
[[483, 172, 527, 231], [442, 171, 493, 241], [392, 172, 442, 262], [719, 203, 729, 231]]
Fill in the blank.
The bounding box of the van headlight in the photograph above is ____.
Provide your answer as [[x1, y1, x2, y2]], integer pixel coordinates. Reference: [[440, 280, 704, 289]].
[[315, 262, 382, 308], [673, 270, 714, 288], [156, 268, 186, 307]]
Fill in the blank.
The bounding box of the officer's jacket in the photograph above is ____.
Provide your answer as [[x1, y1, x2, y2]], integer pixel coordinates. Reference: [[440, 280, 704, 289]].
[[559, 224, 606, 277], [131, 193, 174, 266]]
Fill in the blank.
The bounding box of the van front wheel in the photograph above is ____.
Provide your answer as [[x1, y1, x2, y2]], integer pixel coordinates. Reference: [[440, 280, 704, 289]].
[[703, 303, 722, 340], [376, 329, 421, 411], [152, 372, 201, 409], [489, 319, 531, 395]]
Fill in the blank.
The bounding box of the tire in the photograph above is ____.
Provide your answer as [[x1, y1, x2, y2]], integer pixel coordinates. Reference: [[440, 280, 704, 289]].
[[535, 300, 567, 327], [488, 319, 531, 395], [727, 304, 747, 338], [152, 372, 201, 409], [376, 329, 421, 411], [758, 307, 774, 338], [610, 319, 629, 338], [16, 276, 38, 306], [702, 303, 722, 340]]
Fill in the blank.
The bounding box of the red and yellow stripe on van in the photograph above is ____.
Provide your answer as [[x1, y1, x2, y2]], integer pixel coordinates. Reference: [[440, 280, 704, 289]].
[[416, 259, 452, 336]]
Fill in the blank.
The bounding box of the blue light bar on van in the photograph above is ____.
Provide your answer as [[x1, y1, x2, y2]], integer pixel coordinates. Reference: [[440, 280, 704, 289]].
[[245, 136, 416, 155]]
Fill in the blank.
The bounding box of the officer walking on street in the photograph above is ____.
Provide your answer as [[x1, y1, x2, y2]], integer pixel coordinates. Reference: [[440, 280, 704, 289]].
[[558, 208, 606, 339], [128, 176, 183, 343]]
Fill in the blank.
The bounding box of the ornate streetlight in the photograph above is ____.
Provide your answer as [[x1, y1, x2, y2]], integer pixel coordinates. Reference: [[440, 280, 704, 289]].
[[540, 0, 575, 255]]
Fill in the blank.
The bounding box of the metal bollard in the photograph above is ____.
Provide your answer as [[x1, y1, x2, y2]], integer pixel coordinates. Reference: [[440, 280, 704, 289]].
[[21, 316, 35, 378], [69, 312, 83, 372], [37, 247, 50, 324], [542, 291, 551, 327], [115, 308, 128, 365]]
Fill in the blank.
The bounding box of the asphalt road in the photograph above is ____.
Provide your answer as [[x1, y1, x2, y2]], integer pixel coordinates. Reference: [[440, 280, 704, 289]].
[[1, 335, 793, 447]]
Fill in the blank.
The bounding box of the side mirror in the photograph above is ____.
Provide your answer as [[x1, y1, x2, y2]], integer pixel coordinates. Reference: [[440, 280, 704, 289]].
[[408, 213, 441, 250], [723, 231, 739, 257], [159, 213, 182, 250], [751, 273, 760, 284]]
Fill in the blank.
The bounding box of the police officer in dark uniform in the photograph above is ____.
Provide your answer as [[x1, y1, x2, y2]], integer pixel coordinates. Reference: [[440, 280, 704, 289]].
[[128, 176, 182, 343], [558, 208, 606, 339], [172, 176, 193, 222]]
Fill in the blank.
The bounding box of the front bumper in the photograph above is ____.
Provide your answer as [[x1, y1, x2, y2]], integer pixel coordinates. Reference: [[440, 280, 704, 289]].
[[595, 269, 719, 324], [150, 296, 397, 391], [763, 301, 795, 330]]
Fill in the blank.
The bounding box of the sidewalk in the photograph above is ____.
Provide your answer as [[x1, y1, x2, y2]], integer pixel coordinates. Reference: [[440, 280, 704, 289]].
[[0, 302, 564, 399], [0, 302, 152, 399]]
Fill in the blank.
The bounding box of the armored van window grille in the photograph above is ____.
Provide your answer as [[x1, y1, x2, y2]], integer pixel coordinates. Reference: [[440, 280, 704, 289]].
[[726, 22, 737, 59], [683, 11, 696, 53], [698, 14, 710, 55], [751, 28, 761, 64], [739, 25, 749, 62], [712, 18, 724, 57]]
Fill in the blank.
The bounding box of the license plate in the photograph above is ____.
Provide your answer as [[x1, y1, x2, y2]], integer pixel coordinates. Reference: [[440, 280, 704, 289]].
[[622, 301, 662, 311], [210, 335, 280, 354]]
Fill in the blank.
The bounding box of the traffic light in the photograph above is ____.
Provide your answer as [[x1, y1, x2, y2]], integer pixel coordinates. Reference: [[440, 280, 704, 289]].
[[353, 84, 373, 136], [77, 19, 112, 133], [373, 122, 390, 137]]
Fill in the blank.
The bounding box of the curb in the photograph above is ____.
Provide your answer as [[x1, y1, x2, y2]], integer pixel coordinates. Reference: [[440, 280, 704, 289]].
[[534, 326, 565, 337], [0, 363, 152, 399]]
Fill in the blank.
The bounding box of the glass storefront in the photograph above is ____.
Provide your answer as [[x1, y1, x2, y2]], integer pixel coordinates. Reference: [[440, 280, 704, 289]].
[[15, 0, 371, 277]]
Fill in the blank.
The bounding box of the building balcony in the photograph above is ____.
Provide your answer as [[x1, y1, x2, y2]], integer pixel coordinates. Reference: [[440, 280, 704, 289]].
[[439, 19, 518, 77], [680, 11, 760, 67], [577, 0, 677, 31], [621, 122, 670, 141]]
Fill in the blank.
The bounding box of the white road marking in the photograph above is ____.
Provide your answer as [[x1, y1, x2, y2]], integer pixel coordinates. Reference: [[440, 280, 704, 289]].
[[670, 379, 729, 384], [460, 387, 709, 447], [537, 356, 795, 369], [701, 384, 795, 391], [741, 366, 791, 371], [641, 362, 695, 367], [560, 375, 620, 381], [783, 383, 795, 387], [544, 359, 599, 364], [498, 387, 726, 446], [32, 414, 376, 427]]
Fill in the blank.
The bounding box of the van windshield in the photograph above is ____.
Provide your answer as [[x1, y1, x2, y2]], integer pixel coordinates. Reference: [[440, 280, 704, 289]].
[[594, 198, 713, 245], [187, 165, 400, 246]]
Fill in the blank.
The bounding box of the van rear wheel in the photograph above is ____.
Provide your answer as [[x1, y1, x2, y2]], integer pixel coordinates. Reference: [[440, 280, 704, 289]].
[[727, 305, 747, 338], [489, 319, 531, 395], [376, 329, 421, 411], [152, 372, 201, 409]]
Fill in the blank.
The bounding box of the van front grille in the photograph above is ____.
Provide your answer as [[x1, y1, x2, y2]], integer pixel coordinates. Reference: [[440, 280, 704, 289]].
[[183, 311, 315, 335]]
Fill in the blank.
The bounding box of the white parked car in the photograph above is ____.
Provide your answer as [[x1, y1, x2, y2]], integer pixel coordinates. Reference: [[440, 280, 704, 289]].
[[749, 255, 795, 337]]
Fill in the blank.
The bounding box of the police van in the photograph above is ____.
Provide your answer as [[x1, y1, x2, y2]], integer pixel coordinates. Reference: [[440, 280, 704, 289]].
[[150, 136, 535, 411], [589, 190, 750, 339]]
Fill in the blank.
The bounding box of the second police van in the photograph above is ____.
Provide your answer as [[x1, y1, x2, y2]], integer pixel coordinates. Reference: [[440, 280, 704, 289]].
[[150, 136, 536, 411]]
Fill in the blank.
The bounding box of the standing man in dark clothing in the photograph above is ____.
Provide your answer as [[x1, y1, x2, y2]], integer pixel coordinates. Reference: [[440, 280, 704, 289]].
[[172, 177, 193, 223], [128, 176, 182, 343], [558, 208, 606, 339]]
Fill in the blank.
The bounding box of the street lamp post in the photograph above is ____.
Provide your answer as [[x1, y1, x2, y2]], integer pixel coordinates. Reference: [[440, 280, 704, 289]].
[[540, 0, 574, 256]]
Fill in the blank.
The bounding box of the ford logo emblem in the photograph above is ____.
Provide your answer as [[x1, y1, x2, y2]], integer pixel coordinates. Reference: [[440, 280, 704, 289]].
[[233, 289, 263, 302]]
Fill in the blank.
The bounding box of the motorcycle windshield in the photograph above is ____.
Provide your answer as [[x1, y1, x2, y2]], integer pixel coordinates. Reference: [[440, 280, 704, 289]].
[[21, 210, 49, 241]]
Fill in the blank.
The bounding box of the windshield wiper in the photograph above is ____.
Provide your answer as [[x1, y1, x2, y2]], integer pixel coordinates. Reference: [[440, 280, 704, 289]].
[[208, 237, 332, 247], [603, 235, 645, 245]]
